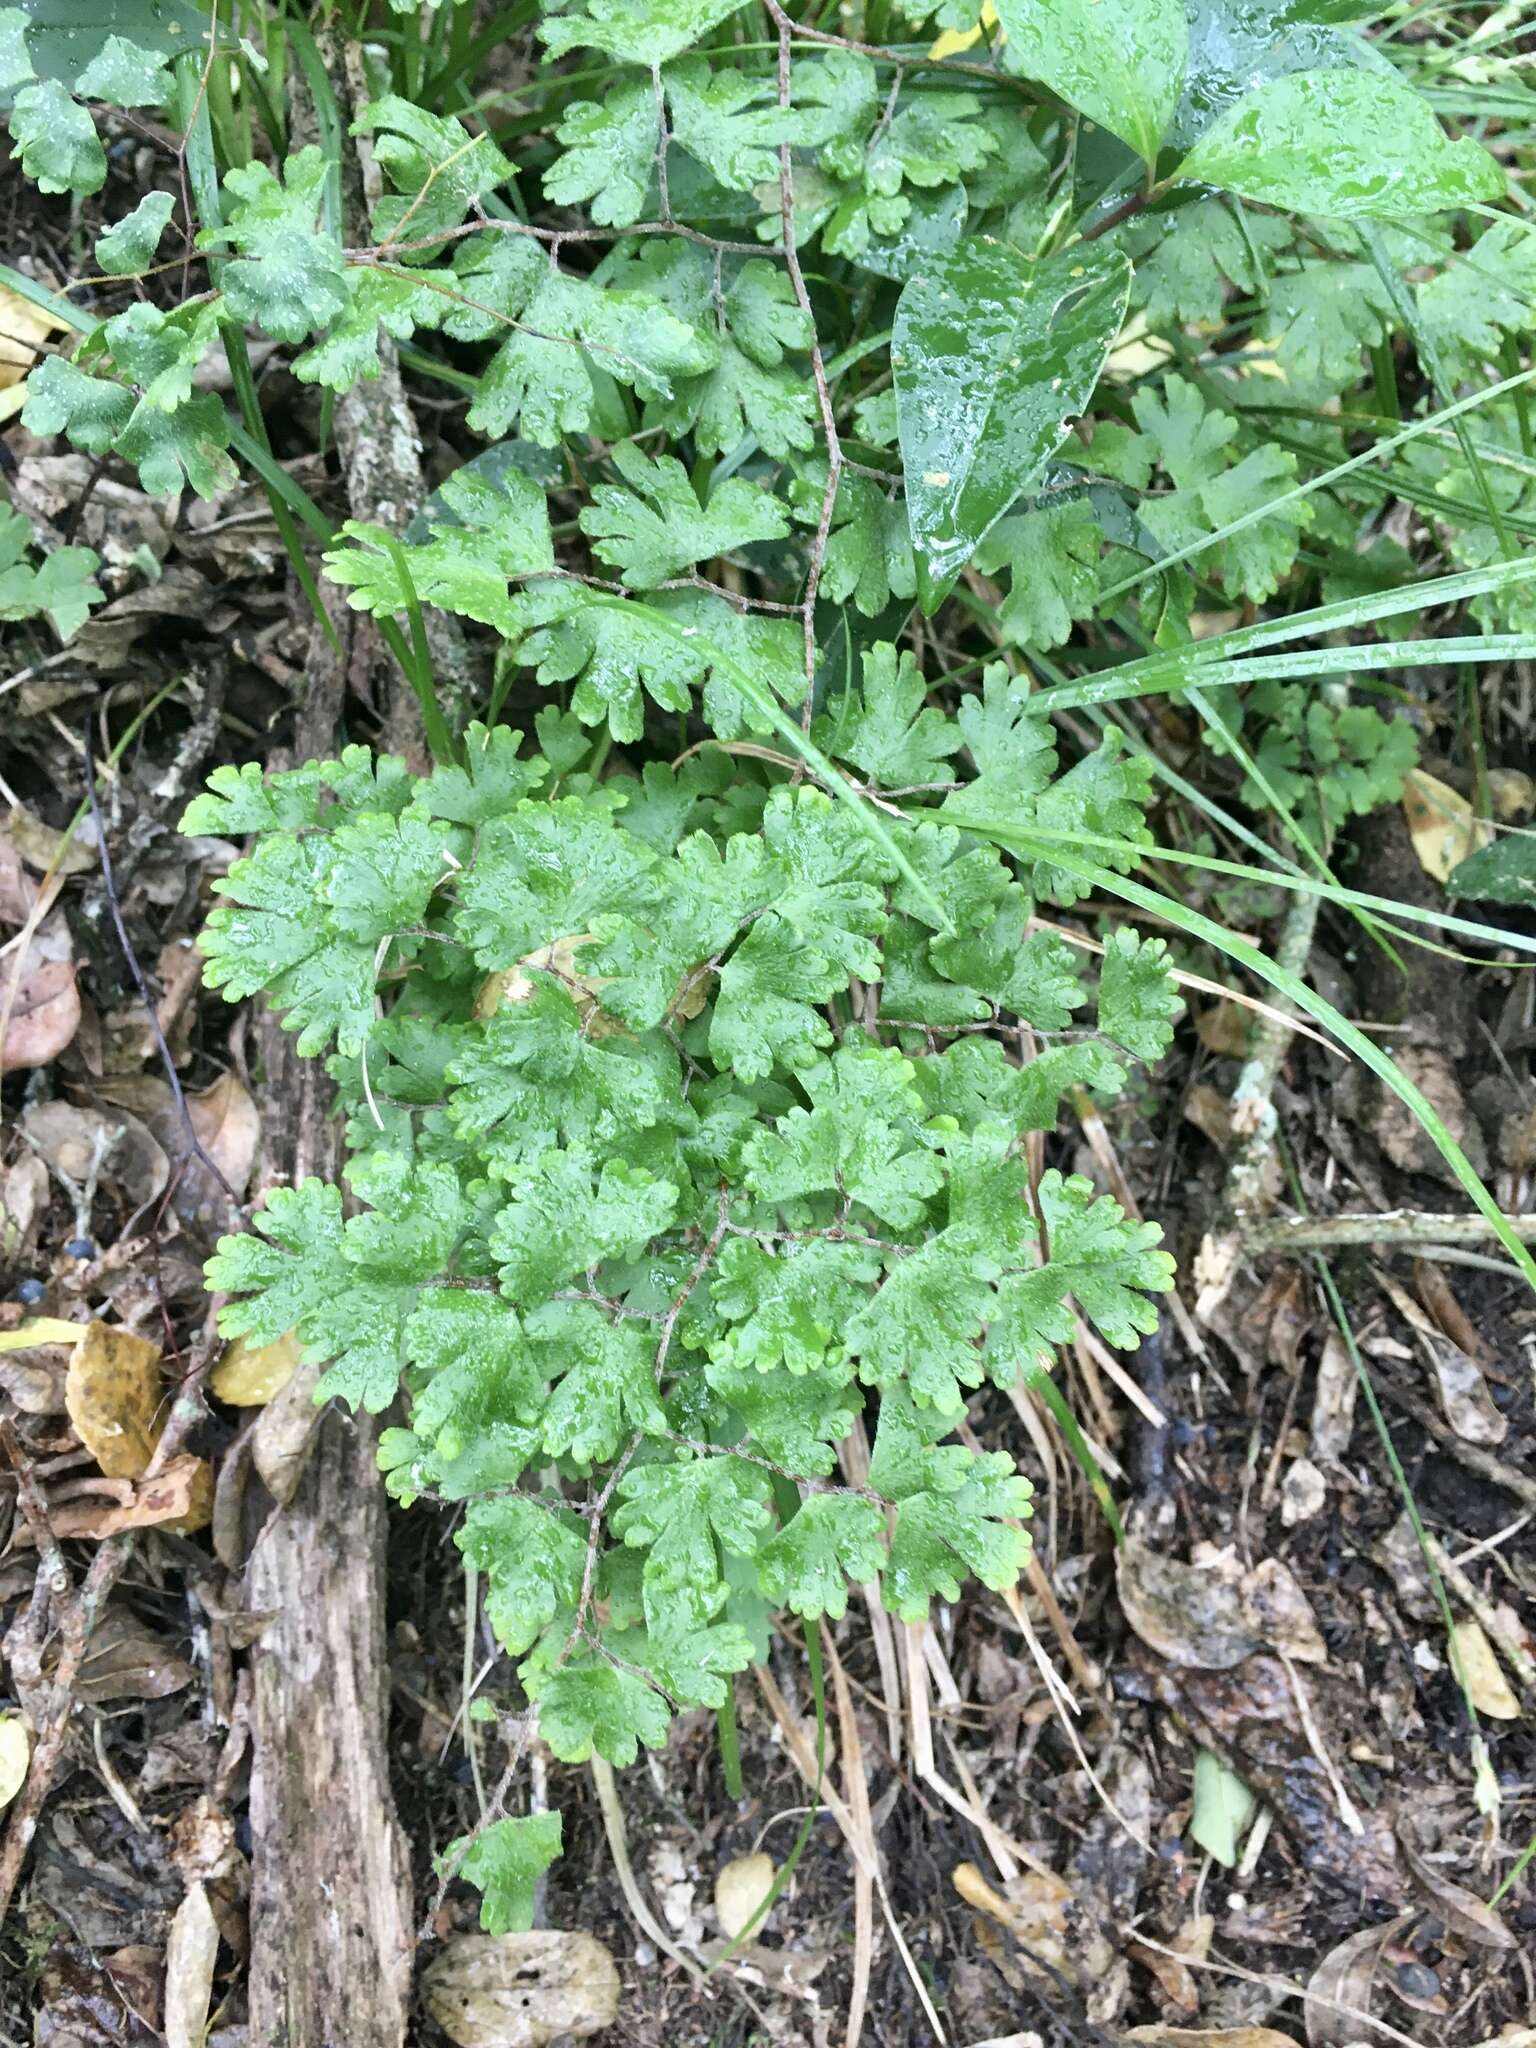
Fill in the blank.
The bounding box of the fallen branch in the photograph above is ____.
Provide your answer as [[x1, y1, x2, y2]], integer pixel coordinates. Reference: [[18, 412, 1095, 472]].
[[1195, 888, 1322, 1323], [1248, 1210, 1536, 1252]]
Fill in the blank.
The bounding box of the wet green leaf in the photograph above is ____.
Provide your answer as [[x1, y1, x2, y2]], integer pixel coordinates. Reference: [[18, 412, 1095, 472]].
[[1175, 68, 1503, 218], [991, 0, 1188, 164], [892, 241, 1131, 613]]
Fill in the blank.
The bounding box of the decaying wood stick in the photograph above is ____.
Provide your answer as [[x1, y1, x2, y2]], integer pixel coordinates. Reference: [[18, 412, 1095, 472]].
[[1247, 1210, 1536, 1252]]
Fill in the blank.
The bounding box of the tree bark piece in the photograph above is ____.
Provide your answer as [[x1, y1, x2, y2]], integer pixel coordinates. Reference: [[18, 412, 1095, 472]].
[[242, 628, 413, 2048]]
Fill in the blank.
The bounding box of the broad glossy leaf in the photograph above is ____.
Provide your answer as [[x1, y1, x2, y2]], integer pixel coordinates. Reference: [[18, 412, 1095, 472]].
[[1174, 69, 1503, 219], [991, 0, 1187, 164], [893, 241, 1131, 613], [18, 0, 212, 88], [1171, 0, 1375, 152]]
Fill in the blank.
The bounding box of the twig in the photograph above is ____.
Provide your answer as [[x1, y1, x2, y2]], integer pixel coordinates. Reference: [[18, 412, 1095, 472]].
[[1376, 1382, 1536, 1510], [1248, 1210, 1536, 1252], [0, 1487, 133, 1924], [1194, 888, 1322, 1323], [82, 733, 242, 1214]]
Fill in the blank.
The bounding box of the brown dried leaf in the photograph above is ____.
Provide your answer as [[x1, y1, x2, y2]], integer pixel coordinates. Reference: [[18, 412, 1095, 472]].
[[1398, 1841, 1514, 1949], [18, 1454, 213, 1542], [65, 1320, 162, 1479], [0, 1152, 49, 1260], [21, 1098, 169, 1208], [1126, 1940, 1199, 2014], [1, 950, 79, 1064], [164, 1884, 219, 2048], [1116, 1544, 1259, 1670], [1309, 1329, 1358, 1462], [0, 1347, 69, 1414], [1242, 1559, 1328, 1666], [251, 1354, 324, 1504], [66, 1605, 195, 1703], [33, 1943, 164, 2047], [952, 1861, 1073, 1979], [176, 1070, 260, 1222], [1303, 1914, 1412, 2048], [1194, 999, 1252, 1058], [1422, 1332, 1507, 1447], [0, 832, 38, 922], [422, 1931, 621, 2048]]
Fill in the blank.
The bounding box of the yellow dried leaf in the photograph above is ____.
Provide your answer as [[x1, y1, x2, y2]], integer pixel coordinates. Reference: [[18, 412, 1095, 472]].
[[211, 1330, 301, 1408], [0, 283, 72, 425], [1403, 769, 1492, 885], [65, 1320, 162, 1479], [928, 0, 998, 61], [714, 1852, 775, 1939], [1451, 1617, 1521, 1720], [0, 1714, 30, 1810]]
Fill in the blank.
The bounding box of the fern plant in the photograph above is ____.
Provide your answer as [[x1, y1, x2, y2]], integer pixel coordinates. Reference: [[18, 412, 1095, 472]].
[[7, 0, 1535, 1930]]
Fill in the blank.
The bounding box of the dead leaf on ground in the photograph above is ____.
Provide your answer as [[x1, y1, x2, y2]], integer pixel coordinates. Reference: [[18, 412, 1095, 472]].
[[1281, 1457, 1326, 1527], [1422, 1331, 1507, 1446], [1368, 1046, 1486, 1185], [1195, 1000, 1253, 1059], [11, 454, 178, 571], [1451, 1618, 1520, 1720], [59, 1321, 211, 1532], [60, 1605, 194, 1704], [211, 1330, 300, 1408], [953, 1860, 1074, 1981], [2, 912, 80, 1069], [1309, 1329, 1358, 1462], [65, 1320, 163, 1478], [1126, 1937, 1200, 2014], [1303, 1913, 1412, 2048], [421, 1931, 621, 2048], [0, 832, 36, 922], [42, 1454, 213, 1541], [714, 1851, 775, 1939], [697, 1938, 829, 1999], [1124, 2032, 1300, 2048], [2, 954, 81, 1067], [6, 804, 99, 878], [163, 1884, 219, 2048], [1398, 1839, 1514, 1950], [22, 1097, 169, 1208], [251, 1353, 326, 1503], [0, 283, 73, 421], [0, 1345, 69, 1414], [1414, 1259, 1491, 1363], [1117, 1544, 1326, 1670], [33, 1942, 163, 2047], [1242, 1268, 1311, 1376], [0, 1714, 30, 1809], [1402, 769, 1491, 884], [0, 1152, 49, 1261], [186, 1070, 261, 1204]]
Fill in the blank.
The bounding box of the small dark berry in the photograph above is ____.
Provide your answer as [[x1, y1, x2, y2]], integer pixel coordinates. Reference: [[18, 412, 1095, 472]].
[[16, 1278, 46, 1306], [1395, 1961, 1440, 2000], [63, 1237, 95, 1260]]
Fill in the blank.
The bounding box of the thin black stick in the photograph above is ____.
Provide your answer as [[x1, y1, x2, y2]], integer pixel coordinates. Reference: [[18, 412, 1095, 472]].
[[81, 732, 242, 1213]]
